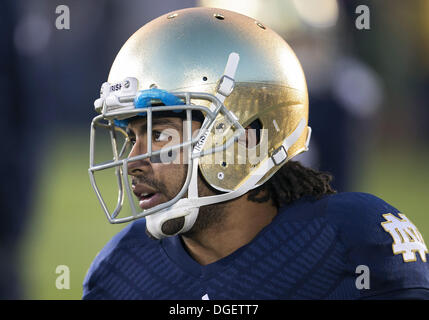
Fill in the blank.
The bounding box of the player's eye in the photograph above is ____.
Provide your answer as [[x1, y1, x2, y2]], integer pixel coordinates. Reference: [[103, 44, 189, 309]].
[[128, 136, 136, 145], [153, 130, 172, 142]]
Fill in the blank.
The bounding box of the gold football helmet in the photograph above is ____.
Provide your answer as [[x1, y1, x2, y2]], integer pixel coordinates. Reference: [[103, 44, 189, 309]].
[[89, 7, 311, 239]]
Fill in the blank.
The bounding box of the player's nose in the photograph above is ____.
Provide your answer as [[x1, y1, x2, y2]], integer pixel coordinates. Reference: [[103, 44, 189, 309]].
[[127, 138, 151, 176]]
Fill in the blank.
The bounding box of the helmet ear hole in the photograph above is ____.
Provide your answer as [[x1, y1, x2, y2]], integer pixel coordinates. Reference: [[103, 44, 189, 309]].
[[248, 118, 263, 145], [240, 118, 262, 148]]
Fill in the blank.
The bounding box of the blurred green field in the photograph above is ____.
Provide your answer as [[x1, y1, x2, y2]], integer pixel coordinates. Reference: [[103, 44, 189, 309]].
[[18, 132, 429, 299], [19, 132, 126, 300]]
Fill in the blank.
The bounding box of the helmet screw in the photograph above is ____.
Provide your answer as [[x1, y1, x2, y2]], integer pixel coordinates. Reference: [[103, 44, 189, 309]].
[[124, 80, 130, 88], [255, 21, 266, 29], [214, 13, 224, 20], [217, 172, 224, 180], [216, 122, 225, 131]]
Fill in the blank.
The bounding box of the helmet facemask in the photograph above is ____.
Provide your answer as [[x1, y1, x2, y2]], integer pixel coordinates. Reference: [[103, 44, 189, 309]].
[[89, 53, 249, 238]]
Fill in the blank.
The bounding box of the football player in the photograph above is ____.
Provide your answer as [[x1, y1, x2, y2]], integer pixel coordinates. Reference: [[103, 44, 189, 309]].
[[83, 7, 429, 299]]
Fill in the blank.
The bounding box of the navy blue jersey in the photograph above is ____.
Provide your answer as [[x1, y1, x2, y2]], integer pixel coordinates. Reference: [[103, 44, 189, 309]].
[[82, 192, 429, 299]]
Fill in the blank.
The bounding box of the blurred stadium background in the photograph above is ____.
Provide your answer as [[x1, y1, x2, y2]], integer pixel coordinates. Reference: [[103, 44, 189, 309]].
[[1, 0, 428, 299]]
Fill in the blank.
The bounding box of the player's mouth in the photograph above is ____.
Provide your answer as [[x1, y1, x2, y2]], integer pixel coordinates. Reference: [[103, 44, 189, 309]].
[[138, 192, 162, 210], [132, 185, 163, 210]]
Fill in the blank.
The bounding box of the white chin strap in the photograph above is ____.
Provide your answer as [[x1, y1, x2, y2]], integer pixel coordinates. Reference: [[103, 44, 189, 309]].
[[145, 158, 200, 239]]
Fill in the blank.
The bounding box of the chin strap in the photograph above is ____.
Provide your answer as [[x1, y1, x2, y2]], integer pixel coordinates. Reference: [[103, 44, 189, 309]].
[[145, 158, 200, 239]]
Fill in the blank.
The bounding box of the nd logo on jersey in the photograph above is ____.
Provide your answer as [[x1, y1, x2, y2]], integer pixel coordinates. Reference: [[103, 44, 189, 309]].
[[381, 213, 428, 262]]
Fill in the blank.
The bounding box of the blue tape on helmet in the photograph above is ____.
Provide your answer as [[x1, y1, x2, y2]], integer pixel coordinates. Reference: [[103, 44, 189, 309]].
[[114, 88, 184, 128], [134, 88, 184, 110]]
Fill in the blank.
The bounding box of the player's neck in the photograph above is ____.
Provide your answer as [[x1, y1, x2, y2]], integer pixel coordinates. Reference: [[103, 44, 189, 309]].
[[180, 195, 278, 266]]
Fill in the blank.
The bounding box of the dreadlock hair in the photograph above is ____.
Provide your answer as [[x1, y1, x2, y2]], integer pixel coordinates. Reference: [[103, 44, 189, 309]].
[[247, 160, 337, 209]]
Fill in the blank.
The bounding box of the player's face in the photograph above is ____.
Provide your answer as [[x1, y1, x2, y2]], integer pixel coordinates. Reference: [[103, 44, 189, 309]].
[[126, 116, 201, 211]]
